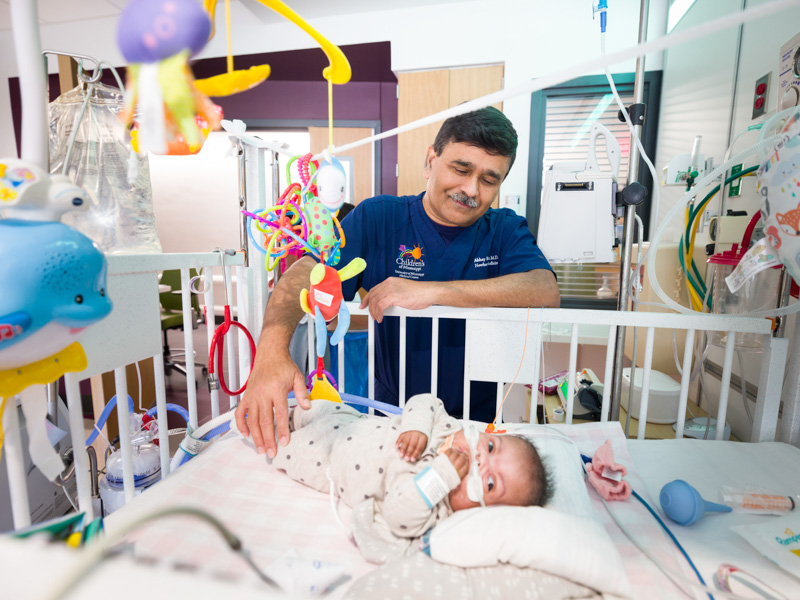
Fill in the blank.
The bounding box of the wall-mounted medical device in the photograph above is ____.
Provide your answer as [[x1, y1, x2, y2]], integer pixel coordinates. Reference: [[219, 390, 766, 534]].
[[537, 122, 619, 263], [779, 32, 800, 111]]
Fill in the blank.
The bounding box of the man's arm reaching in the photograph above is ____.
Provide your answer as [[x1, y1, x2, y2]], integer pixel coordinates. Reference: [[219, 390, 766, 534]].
[[361, 269, 559, 322], [235, 256, 316, 457]]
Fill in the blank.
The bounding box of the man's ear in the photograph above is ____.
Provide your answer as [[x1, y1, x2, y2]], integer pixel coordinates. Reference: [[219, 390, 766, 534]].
[[422, 146, 436, 180]]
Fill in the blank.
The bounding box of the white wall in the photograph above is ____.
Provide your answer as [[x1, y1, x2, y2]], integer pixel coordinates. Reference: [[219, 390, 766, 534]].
[[0, 0, 667, 224]]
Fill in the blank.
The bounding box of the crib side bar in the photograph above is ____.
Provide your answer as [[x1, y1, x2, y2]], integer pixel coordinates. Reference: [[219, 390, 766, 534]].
[[64, 375, 94, 520], [565, 325, 579, 423], [674, 329, 696, 439], [431, 317, 439, 398], [180, 268, 199, 428], [715, 332, 737, 441], [203, 267, 220, 419], [113, 368, 135, 503], [4, 395, 31, 529], [636, 327, 656, 440], [601, 325, 617, 422], [754, 335, 788, 442], [224, 265, 239, 410], [151, 353, 171, 478], [399, 316, 407, 408]]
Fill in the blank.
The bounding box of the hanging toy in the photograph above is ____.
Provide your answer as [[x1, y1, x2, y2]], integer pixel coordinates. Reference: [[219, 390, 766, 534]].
[[117, 0, 222, 155], [243, 152, 347, 271], [300, 258, 366, 402], [315, 155, 347, 213], [195, 0, 271, 97]]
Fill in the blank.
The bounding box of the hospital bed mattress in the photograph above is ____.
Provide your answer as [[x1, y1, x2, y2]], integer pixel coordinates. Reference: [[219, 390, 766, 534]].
[[102, 424, 800, 599], [627, 437, 800, 598]]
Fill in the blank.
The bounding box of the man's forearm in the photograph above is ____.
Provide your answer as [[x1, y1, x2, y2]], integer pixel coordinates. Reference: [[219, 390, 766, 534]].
[[430, 270, 559, 308], [257, 256, 316, 356]]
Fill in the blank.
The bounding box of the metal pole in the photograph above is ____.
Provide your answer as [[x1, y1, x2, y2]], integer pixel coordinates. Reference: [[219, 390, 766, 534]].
[[610, 0, 650, 423], [271, 150, 281, 285], [237, 141, 248, 261]]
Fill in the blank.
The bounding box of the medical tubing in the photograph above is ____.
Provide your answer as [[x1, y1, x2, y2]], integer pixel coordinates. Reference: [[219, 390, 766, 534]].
[[145, 403, 191, 423], [169, 410, 237, 470], [45, 505, 279, 600], [645, 135, 784, 316], [85, 394, 135, 446], [286, 391, 403, 415], [630, 489, 714, 600], [309, 0, 800, 161], [601, 34, 660, 230]]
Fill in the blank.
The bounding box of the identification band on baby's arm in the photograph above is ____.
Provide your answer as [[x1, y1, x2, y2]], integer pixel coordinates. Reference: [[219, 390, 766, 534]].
[[414, 466, 449, 509]]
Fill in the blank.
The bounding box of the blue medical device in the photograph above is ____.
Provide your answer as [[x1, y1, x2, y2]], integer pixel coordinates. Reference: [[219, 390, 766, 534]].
[[660, 479, 732, 526]]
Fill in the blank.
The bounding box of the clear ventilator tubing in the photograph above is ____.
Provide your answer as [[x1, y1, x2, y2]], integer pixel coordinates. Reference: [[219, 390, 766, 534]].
[[645, 135, 789, 316], [602, 34, 661, 231]]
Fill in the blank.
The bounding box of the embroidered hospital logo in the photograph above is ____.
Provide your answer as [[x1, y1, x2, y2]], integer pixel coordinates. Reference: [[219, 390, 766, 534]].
[[398, 244, 424, 261], [395, 244, 426, 280]]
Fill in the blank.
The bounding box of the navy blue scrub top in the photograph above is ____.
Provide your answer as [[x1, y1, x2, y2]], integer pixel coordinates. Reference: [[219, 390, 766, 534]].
[[336, 192, 553, 422]]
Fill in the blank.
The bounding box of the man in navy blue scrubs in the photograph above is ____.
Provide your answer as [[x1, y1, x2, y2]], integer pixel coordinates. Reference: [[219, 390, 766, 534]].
[[236, 107, 560, 458]]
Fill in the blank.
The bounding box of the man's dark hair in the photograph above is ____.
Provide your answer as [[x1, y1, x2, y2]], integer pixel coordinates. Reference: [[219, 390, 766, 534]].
[[514, 435, 554, 507], [432, 106, 518, 175]]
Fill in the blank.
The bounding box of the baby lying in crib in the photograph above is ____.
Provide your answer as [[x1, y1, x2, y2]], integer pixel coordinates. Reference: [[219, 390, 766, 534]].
[[270, 393, 552, 562]]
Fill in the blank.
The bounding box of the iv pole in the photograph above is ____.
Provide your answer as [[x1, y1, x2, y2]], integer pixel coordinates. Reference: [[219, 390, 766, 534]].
[[610, 0, 650, 422]]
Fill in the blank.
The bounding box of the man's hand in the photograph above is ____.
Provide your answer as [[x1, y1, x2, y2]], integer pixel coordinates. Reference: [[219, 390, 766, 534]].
[[360, 277, 439, 323], [396, 430, 428, 462], [444, 448, 469, 480], [235, 353, 310, 457]]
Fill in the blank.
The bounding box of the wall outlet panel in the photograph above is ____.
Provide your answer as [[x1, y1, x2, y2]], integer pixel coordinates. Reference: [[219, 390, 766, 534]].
[[752, 72, 770, 120]]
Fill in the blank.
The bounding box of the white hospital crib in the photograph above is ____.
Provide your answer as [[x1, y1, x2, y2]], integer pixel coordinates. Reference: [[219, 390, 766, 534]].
[[4, 269, 794, 531], [332, 305, 789, 442], [5, 259, 800, 600]]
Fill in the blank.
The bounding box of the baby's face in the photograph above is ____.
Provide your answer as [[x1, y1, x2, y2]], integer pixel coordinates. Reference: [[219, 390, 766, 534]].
[[447, 431, 534, 510]]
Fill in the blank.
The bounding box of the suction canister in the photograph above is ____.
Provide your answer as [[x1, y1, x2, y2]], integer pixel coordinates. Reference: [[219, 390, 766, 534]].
[[707, 216, 781, 351]]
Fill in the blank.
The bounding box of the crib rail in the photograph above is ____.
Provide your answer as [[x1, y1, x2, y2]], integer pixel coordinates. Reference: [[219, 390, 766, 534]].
[[311, 305, 783, 444], [2, 252, 255, 532]]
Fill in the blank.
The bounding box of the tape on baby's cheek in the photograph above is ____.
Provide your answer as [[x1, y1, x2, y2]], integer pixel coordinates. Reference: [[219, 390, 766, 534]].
[[414, 466, 449, 509], [462, 423, 485, 506]]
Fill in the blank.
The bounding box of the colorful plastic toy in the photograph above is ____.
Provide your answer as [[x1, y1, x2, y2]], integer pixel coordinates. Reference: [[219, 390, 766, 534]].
[[117, 0, 222, 155], [244, 152, 347, 272], [0, 159, 89, 222], [300, 258, 366, 402]]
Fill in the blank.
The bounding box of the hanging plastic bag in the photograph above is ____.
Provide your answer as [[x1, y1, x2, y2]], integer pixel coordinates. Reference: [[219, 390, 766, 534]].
[[49, 81, 162, 254]]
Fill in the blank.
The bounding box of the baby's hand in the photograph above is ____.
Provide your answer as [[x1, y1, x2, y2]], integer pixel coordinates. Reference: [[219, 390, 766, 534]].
[[396, 431, 428, 462], [444, 448, 469, 480]]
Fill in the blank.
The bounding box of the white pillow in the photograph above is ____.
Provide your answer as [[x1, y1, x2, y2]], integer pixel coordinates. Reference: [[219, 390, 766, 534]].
[[426, 426, 631, 597]]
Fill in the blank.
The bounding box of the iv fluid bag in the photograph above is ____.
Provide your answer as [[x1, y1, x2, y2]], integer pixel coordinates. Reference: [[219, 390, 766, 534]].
[[49, 83, 162, 254]]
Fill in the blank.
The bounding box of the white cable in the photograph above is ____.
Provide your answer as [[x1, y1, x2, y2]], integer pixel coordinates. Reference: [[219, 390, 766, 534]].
[[309, 0, 800, 161], [60, 82, 94, 177]]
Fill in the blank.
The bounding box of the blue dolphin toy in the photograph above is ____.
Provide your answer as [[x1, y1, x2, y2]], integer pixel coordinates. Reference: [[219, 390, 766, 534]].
[[0, 220, 112, 370]]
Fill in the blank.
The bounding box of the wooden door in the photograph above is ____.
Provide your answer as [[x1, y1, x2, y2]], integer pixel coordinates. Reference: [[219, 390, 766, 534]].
[[397, 65, 505, 202], [309, 126, 374, 205], [397, 70, 449, 196]]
